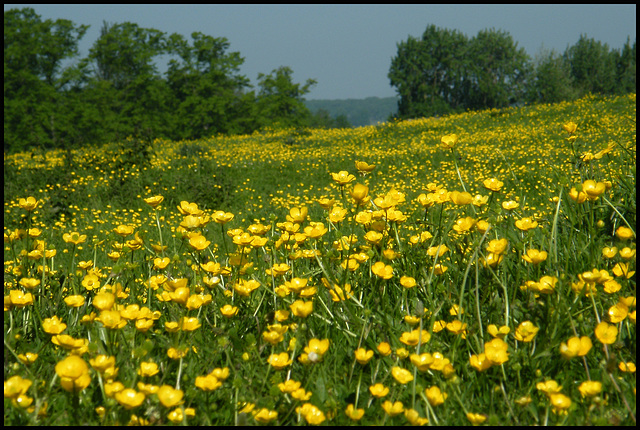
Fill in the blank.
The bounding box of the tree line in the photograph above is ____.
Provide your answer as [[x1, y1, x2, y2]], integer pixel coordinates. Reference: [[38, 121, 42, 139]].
[[5, 9, 636, 153], [389, 25, 636, 119], [4, 7, 338, 153]]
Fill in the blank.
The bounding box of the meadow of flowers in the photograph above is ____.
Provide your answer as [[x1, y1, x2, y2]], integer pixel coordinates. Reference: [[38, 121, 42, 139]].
[[4, 93, 636, 425]]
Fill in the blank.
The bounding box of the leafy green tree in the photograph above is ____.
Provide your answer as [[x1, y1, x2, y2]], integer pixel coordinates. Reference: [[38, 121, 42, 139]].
[[564, 35, 617, 96], [613, 37, 636, 94], [464, 28, 531, 110], [527, 47, 577, 103], [388, 25, 469, 119], [4, 7, 88, 152], [165, 32, 254, 139], [85, 21, 171, 141], [255, 66, 317, 128]]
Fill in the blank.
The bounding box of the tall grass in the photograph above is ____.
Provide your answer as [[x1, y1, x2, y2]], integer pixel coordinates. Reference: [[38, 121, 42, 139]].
[[4, 93, 636, 425]]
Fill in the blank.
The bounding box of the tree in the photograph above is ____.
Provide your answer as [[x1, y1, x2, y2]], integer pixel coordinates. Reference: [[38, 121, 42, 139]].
[[255, 66, 317, 128], [564, 35, 617, 96], [4, 7, 88, 151], [388, 25, 469, 119], [165, 32, 254, 138], [527, 47, 577, 104], [464, 28, 531, 110], [613, 37, 636, 94]]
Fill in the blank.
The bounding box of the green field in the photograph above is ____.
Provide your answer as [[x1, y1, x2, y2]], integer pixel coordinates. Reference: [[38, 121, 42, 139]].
[[4, 93, 636, 425]]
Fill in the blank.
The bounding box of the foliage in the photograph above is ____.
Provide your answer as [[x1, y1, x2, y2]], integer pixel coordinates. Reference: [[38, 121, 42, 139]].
[[3, 7, 317, 153], [389, 25, 636, 120], [4, 94, 636, 426]]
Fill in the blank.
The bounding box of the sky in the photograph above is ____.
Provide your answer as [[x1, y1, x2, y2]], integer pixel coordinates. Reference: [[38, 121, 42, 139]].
[[4, 4, 637, 100]]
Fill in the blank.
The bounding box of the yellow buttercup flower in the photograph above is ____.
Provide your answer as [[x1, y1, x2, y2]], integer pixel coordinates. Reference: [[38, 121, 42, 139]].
[[143, 195, 164, 208], [157, 385, 184, 407], [440, 134, 458, 150], [355, 160, 375, 173], [369, 383, 389, 398], [63, 232, 87, 245], [115, 388, 145, 409], [330, 170, 355, 186], [391, 366, 414, 384], [267, 352, 292, 370], [345, 403, 365, 421], [513, 321, 539, 342], [594, 321, 617, 344]]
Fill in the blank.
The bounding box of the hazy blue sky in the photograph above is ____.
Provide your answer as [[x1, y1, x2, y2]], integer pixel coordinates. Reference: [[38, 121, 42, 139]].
[[4, 4, 636, 100]]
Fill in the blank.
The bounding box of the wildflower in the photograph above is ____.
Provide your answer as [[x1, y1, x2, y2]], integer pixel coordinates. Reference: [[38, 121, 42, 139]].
[[612, 262, 635, 279], [55, 355, 91, 393], [355, 348, 374, 365], [350, 183, 370, 205], [195, 374, 222, 391], [286, 206, 308, 223], [569, 187, 588, 203], [8, 290, 34, 308], [594, 321, 617, 344], [484, 338, 509, 365], [515, 217, 538, 231], [64, 295, 85, 308], [18, 196, 39, 211], [4, 375, 32, 399], [180, 316, 201, 331], [522, 249, 548, 264], [62, 232, 87, 245], [290, 300, 313, 318], [578, 381, 602, 398], [355, 160, 375, 173], [143, 195, 164, 208], [608, 302, 629, 323], [513, 321, 539, 342], [502, 200, 519, 210], [619, 247, 636, 259], [188, 234, 210, 251], [453, 216, 476, 233], [89, 355, 116, 374], [212, 210, 234, 224], [369, 383, 389, 398], [328, 206, 348, 223], [268, 352, 292, 370], [115, 388, 145, 409], [559, 336, 592, 359], [562, 122, 577, 134], [486, 238, 508, 254], [487, 324, 510, 339], [291, 387, 313, 400], [582, 179, 606, 200], [410, 352, 435, 371], [296, 403, 326, 425], [278, 379, 301, 393], [615, 226, 634, 240], [372, 261, 394, 280], [220, 304, 239, 318], [138, 362, 160, 377], [446, 320, 468, 337], [42, 315, 67, 335], [399, 328, 431, 346], [253, 408, 278, 423], [377, 342, 392, 356], [537, 379, 563, 396], [345, 404, 365, 421], [440, 134, 458, 150], [382, 400, 405, 417], [157, 385, 184, 407], [331, 170, 356, 186], [449, 191, 473, 205], [167, 347, 189, 360], [404, 408, 429, 425], [17, 352, 38, 366], [427, 244, 449, 257], [304, 222, 328, 239], [618, 362, 636, 372], [467, 412, 487, 425], [425, 386, 448, 406], [391, 366, 414, 384], [481, 179, 504, 195], [549, 393, 572, 414], [304, 339, 330, 361]]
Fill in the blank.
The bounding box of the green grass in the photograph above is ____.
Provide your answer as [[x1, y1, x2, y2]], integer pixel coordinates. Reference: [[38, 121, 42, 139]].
[[4, 93, 636, 425]]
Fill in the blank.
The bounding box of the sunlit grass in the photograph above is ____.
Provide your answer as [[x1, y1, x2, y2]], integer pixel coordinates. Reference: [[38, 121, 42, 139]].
[[4, 93, 636, 425]]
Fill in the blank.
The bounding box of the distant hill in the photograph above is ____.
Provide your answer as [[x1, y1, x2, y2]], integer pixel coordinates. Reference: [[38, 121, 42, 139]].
[[305, 96, 399, 127]]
